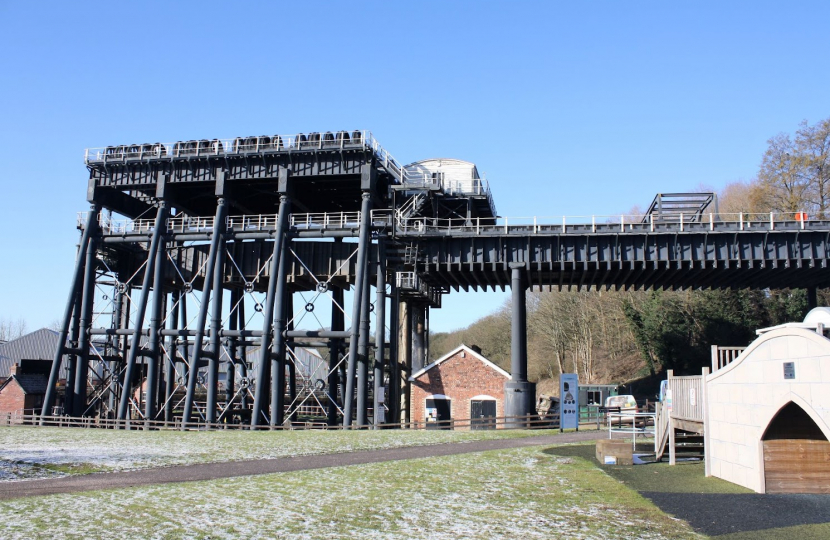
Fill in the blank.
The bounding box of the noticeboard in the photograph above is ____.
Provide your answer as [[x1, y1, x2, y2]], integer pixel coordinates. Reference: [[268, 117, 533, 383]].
[[560, 373, 579, 431]]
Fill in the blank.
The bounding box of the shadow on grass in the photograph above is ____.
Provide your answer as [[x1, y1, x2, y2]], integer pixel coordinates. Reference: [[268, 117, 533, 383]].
[[544, 444, 830, 538]]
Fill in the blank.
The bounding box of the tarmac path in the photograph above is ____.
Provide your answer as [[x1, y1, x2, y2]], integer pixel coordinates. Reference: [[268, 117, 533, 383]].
[[0, 430, 603, 500]]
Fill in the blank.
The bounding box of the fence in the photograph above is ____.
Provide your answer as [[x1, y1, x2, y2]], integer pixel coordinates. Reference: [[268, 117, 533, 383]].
[[711, 345, 746, 371], [0, 412, 615, 432], [666, 369, 707, 422]]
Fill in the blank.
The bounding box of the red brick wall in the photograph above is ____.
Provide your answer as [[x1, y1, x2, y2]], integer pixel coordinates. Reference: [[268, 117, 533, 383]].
[[411, 347, 508, 429], [0, 382, 27, 414]]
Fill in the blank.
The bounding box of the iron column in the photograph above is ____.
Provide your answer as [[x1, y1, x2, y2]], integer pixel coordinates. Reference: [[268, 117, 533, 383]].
[[373, 242, 387, 428], [504, 264, 534, 427], [42, 205, 99, 423], [327, 285, 344, 425], [181, 198, 227, 427], [145, 201, 169, 423], [206, 211, 228, 425], [343, 191, 373, 427], [116, 203, 169, 422], [72, 221, 100, 417], [252, 193, 291, 427]]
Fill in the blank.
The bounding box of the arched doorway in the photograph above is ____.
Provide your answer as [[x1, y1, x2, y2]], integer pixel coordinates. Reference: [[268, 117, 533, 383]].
[[762, 402, 830, 493], [470, 395, 497, 430], [425, 395, 452, 430]]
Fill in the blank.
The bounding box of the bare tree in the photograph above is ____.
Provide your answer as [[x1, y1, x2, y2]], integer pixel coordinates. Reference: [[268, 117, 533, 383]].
[[796, 118, 830, 217], [0, 317, 28, 342]]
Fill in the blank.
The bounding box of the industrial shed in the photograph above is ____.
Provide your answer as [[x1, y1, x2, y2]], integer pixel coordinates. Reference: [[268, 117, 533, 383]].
[[409, 344, 510, 429], [706, 310, 830, 493], [403, 158, 486, 194]]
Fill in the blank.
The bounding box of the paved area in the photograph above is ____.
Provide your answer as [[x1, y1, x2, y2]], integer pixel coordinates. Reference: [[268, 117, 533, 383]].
[[0, 430, 602, 500], [642, 491, 830, 537], [546, 444, 830, 538]]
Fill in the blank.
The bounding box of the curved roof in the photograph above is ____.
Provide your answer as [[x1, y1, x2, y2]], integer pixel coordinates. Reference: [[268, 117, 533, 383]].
[[404, 158, 476, 168]]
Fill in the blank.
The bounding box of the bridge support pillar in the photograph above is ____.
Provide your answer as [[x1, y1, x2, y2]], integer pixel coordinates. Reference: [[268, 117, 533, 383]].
[[252, 186, 291, 428], [356, 263, 371, 426], [808, 287, 818, 310], [43, 206, 99, 422], [145, 203, 171, 424], [504, 264, 534, 427], [343, 191, 373, 427], [373, 242, 387, 429], [118, 202, 169, 423], [270, 230, 290, 427], [164, 290, 180, 423], [411, 303, 426, 373], [327, 285, 345, 426], [398, 298, 412, 424]]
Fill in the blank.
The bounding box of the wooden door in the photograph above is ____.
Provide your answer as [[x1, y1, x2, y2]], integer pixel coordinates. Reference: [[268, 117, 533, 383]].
[[763, 402, 830, 493]]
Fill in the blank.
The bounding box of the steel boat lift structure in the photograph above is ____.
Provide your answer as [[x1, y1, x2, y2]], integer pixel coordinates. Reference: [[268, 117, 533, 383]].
[[42, 132, 498, 428], [41, 131, 830, 429]]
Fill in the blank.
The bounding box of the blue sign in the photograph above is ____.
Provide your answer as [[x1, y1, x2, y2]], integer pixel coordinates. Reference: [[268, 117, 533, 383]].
[[560, 373, 579, 431]]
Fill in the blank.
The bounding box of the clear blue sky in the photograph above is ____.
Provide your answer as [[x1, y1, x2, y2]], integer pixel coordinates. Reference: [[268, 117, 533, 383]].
[[0, 1, 828, 332]]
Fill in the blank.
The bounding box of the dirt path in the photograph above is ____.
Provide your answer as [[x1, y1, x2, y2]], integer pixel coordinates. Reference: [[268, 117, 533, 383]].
[[0, 430, 602, 500]]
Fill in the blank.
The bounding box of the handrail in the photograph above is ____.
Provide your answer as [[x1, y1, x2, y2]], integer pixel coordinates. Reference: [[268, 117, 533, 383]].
[[711, 345, 746, 371], [78, 210, 828, 235], [396, 211, 825, 235]]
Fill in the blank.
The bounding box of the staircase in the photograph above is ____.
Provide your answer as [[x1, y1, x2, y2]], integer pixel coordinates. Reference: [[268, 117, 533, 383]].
[[397, 192, 428, 221]]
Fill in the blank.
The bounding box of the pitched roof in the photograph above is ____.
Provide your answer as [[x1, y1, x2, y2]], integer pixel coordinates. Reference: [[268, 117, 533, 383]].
[[13, 374, 49, 394], [0, 374, 49, 395], [0, 329, 60, 377], [408, 344, 510, 381]]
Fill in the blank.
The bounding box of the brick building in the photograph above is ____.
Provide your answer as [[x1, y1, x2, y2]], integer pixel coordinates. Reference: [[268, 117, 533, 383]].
[[0, 364, 48, 416], [409, 344, 510, 429]]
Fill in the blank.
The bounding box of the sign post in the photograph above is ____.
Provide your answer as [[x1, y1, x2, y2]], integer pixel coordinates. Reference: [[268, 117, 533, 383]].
[[560, 373, 579, 432]]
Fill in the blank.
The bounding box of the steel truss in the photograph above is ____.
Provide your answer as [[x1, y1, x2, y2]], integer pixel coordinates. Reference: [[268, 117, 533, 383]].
[[42, 130, 830, 430]]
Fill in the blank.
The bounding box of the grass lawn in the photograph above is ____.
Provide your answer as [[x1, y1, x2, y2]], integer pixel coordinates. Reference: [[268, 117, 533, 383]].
[[549, 444, 830, 540], [0, 443, 701, 540], [0, 425, 553, 479]]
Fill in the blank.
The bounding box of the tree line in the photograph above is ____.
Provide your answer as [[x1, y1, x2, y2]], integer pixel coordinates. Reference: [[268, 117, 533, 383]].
[[430, 116, 830, 388]]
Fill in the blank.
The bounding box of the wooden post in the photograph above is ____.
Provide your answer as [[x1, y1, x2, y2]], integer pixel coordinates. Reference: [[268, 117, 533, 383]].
[[702, 366, 711, 476], [668, 369, 675, 465]]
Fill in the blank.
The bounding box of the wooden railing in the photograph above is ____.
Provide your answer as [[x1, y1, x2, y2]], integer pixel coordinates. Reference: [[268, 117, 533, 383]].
[[0, 412, 598, 432], [666, 369, 708, 422], [711, 345, 746, 371]]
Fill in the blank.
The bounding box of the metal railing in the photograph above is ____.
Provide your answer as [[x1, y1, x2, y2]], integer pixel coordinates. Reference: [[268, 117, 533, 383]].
[[289, 212, 361, 229], [79, 211, 397, 234], [396, 211, 826, 235], [606, 411, 656, 449], [79, 210, 828, 237], [400, 172, 497, 217]]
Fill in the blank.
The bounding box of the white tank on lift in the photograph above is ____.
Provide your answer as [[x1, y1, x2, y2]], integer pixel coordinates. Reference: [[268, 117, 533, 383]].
[[804, 307, 830, 326]]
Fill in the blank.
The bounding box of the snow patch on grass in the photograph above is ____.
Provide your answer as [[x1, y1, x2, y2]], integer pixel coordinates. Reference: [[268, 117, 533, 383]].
[[0, 426, 551, 481]]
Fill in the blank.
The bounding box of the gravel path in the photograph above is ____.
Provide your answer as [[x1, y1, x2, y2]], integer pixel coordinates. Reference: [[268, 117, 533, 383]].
[[0, 430, 602, 500]]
